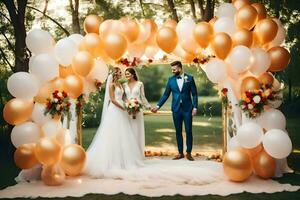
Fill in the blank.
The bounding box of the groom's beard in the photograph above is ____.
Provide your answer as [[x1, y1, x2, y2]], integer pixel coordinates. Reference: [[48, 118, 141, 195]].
[[174, 71, 181, 76]]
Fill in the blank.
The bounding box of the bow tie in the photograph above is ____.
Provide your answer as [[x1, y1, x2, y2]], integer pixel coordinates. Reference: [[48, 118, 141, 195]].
[[176, 76, 182, 79]]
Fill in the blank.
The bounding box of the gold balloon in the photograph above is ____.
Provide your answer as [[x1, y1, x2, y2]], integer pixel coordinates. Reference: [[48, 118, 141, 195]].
[[64, 75, 84, 99], [268, 46, 291, 72], [14, 143, 39, 169], [211, 32, 232, 60], [41, 164, 65, 186], [60, 144, 86, 176], [244, 144, 263, 158], [163, 19, 177, 30], [241, 76, 261, 94], [258, 72, 274, 85], [35, 138, 62, 166], [50, 77, 66, 92], [83, 14, 103, 34], [254, 19, 278, 45], [156, 27, 178, 53], [59, 65, 74, 78], [80, 33, 103, 58], [120, 18, 140, 43], [103, 33, 128, 60], [3, 98, 33, 125], [209, 17, 218, 26], [232, 28, 253, 47], [233, 0, 250, 10], [253, 150, 276, 179], [193, 22, 214, 48], [223, 149, 253, 182], [236, 5, 258, 30], [252, 3, 267, 21], [72, 51, 94, 77]]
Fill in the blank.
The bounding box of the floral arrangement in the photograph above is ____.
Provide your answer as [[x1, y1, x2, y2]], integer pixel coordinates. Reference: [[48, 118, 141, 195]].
[[220, 88, 228, 106], [118, 57, 141, 67], [239, 84, 281, 118], [125, 98, 142, 119], [45, 90, 71, 118], [193, 54, 215, 65]]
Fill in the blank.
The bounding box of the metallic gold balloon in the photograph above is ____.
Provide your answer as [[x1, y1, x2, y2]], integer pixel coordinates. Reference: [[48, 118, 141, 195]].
[[35, 138, 62, 166], [233, 0, 250, 10], [241, 76, 261, 94], [72, 51, 94, 77], [268, 46, 291, 72], [80, 33, 103, 58], [41, 164, 65, 186], [244, 144, 263, 158], [253, 150, 276, 179], [3, 98, 33, 125], [103, 33, 128, 60], [223, 149, 253, 182], [232, 28, 253, 47], [83, 14, 103, 34], [64, 75, 84, 99], [254, 19, 278, 45], [211, 32, 232, 60], [120, 18, 140, 43], [163, 19, 177, 30], [236, 5, 258, 30], [59, 65, 74, 78], [258, 72, 274, 85], [14, 143, 39, 169], [156, 27, 178, 53], [50, 77, 66, 92], [252, 3, 267, 21], [193, 22, 214, 48], [209, 17, 218, 26], [60, 144, 86, 176]]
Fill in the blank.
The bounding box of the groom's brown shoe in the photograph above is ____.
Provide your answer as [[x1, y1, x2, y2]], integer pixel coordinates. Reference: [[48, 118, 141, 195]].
[[186, 153, 194, 161], [173, 153, 184, 160]]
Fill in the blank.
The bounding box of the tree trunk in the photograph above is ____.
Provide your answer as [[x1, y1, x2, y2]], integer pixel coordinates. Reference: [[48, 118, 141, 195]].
[[3, 0, 29, 73], [69, 0, 81, 34], [166, 0, 179, 22], [197, 0, 215, 22], [139, 0, 146, 17], [188, 0, 197, 21], [288, 78, 292, 102]]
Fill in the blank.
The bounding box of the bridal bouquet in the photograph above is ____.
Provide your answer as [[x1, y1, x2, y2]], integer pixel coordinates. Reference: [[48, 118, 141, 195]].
[[44, 90, 71, 119], [125, 98, 142, 119]]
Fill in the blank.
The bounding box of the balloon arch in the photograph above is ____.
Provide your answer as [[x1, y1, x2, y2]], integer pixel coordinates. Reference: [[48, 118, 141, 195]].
[[4, 0, 292, 185]]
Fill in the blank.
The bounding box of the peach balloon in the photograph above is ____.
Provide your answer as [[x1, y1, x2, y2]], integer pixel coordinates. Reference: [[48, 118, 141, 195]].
[[254, 19, 278, 45], [252, 3, 267, 21], [41, 164, 65, 186], [236, 5, 258, 30], [34, 83, 52, 103], [3, 98, 33, 125], [14, 143, 39, 169], [163, 19, 177, 30], [35, 138, 62, 166], [233, 0, 250, 10], [59, 65, 74, 78], [64, 75, 84, 99], [258, 72, 274, 85], [253, 150, 276, 179], [244, 144, 263, 158], [120, 18, 140, 43], [193, 22, 214, 48], [211, 32, 232, 59], [61, 144, 86, 176], [50, 77, 66, 92], [209, 17, 218, 26], [83, 15, 103, 34], [103, 33, 127, 60], [223, 149, 253, 182], [128, 42, 145, 58], [241, 76, 261, 94], [80, 33, 103, 58], [99, 20, 122, 37], [268, 46, 291, 72], [173, 44, 195, 63], [232, 28, 253, 47], [156, 27, 178, 53], [72, 51, 94, 77]]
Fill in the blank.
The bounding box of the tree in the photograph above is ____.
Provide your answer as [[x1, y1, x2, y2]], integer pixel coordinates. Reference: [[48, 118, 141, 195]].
[[166, 0, 179, 22], [188, 0, 197, 21], [69, 0, 81, 33], [197, 0, 215, 22]]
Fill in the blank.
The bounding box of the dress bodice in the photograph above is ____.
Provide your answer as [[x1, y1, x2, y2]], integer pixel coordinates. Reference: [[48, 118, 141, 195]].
[[114, 86, 124, 102], [124, 82, 151, 109]]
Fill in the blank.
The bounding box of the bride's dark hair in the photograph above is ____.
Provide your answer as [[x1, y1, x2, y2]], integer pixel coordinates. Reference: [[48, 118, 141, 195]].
[[125, 67, 138, 81]]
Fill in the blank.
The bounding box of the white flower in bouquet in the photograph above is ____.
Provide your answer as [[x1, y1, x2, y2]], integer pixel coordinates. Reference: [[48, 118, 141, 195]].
[[253, 95, 261, 103], [248, 104, 254, 110], [57, 92, 63, 98], [54, 98, 59, 103], [56, 105, 61, 111]]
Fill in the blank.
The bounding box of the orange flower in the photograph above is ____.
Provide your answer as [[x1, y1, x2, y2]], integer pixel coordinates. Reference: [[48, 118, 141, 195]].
[[245, 98, 251, 103]]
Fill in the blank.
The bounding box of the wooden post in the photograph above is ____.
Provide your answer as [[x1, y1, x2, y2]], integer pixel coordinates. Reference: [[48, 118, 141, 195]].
[[76, 106, 83, 146], [222, 101, 228, 156]]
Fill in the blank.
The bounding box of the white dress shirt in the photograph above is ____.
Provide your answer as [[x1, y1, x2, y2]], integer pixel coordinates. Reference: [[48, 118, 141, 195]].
[[176, 73, 184, 91]]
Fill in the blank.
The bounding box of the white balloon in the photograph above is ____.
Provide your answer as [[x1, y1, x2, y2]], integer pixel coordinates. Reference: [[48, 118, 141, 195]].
[[68, 34, 84, 47], [11, 122, 41, 148], [54, 38, 78, 66], [42, 119, 63, 138], [176, 18, 196, 39], [83, 78, 97, 96], [236, 122, 264, 148], [87, 59, 109, 83], [31, 103, 52, 125], [269, 92, 283, 108], [249, 48, 271, 76], [216, 3, 237, 19], [214, 17, 236, 36], [135, 20, 151, 43], [258, 108, 286, 131], [145, 45, 159, 59], [7, 72, 39, 99], [263, 129, 292, 159], [228, 45, 252, 74], [228, 136, 241, 151], [205, 58, 228, 83], [29, 53, 59, 82], [26, 29, 54, 54]]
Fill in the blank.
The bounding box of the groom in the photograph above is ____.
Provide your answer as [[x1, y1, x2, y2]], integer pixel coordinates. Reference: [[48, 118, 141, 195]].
[[152, 61, 198, 161]]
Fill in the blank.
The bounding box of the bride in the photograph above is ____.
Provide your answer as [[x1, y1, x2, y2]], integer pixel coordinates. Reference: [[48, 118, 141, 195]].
[[84, 67, 143, 178]]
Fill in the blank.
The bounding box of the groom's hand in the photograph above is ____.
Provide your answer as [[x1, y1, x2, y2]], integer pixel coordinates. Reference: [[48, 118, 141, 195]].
[[151, 107, 158, 113], [192, 108, 197, 116]]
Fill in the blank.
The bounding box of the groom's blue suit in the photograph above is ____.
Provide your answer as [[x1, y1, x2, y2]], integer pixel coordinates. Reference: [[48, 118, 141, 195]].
[[157, 73, 198, 154]]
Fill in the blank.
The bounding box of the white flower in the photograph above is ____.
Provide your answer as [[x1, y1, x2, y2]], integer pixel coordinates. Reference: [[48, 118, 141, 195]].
[[56, 105, 60, 110], [248, 104, 254, 110], [253, 95, 261, 104], [54, 98, 59, 103], [184, 76, 188, 81], [57, 92, 62, 97]]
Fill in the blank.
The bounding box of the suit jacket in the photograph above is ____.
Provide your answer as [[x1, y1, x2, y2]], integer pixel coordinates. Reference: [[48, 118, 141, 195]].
[[157, 73, 198, 113]]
